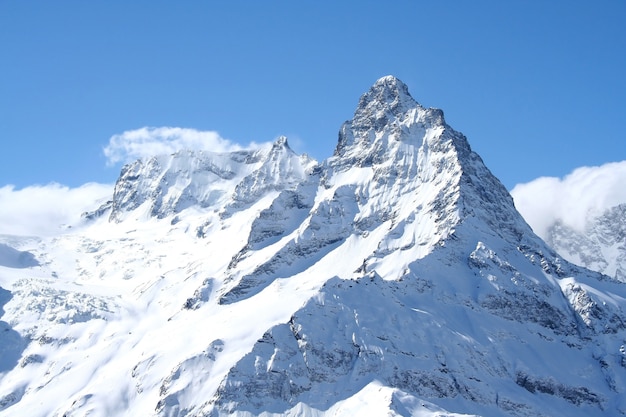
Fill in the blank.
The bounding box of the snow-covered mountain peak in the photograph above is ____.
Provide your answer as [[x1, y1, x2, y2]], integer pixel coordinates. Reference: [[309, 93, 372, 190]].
[[264, 135, 300, 166], [272, 135, 290, 149], [3, 77, 626, 417], [346, 75, 420, 139], [98, 136, 317, 222], [328, 77, 532, 251], [358, 75, 415, 108], [334, 76, 444, 161]]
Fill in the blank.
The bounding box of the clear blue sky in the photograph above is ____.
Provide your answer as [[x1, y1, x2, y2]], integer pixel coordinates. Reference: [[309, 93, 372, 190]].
[[1, 1, 625, 190]]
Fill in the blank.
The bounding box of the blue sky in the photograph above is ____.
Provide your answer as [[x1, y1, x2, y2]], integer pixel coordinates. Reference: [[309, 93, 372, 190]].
[[1, 1, 625, 192]]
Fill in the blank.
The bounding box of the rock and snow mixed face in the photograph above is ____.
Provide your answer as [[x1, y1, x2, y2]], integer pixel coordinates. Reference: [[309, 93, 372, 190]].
[[0, 76, 625, 417], [545, 203, 626, 282], [100, 135, 316, 222]]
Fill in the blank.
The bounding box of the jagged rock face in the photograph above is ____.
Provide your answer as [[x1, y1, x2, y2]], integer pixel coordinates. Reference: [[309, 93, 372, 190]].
[[1, 76, 626, 417], [546, 203, 626, 282]]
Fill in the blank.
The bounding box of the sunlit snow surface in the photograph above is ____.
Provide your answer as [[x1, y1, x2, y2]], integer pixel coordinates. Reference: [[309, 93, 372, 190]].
[[1, 77, 625, 416]]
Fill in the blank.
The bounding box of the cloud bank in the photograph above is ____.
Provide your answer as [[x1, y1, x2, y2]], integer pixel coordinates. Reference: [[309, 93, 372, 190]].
[[510, 161, 626, 238], [103, 127, 250, 165], [0, 183, 113, 237]]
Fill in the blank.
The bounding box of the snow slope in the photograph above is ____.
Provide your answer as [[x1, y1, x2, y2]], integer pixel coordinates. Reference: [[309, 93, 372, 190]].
[[0, 243, 38, 269], [0, 76, 625, 417]]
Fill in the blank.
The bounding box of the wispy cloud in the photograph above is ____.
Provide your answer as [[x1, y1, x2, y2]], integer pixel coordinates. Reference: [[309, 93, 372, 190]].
[[103, 127, 252, 165], [510, 161, 626, 238], [0, 183, 113, 237]]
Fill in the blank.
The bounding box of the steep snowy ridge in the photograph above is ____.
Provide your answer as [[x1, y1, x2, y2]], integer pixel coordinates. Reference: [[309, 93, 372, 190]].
[[1, 76, 625, 417]]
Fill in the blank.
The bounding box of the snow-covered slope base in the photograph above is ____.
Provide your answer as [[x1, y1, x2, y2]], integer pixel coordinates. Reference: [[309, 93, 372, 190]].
[[1, 77, 625, 417]]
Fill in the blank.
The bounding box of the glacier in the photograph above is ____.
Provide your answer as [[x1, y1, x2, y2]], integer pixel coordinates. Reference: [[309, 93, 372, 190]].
[[0, 76, 625, 416]]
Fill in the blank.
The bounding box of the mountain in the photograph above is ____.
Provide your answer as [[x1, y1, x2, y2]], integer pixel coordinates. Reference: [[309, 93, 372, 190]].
[[545, 203, 626, 282], [96, 135, 316, 223], [0, 76, 625, 417]]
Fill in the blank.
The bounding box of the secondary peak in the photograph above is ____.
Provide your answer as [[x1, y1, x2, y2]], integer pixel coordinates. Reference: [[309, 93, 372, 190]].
[[272, 135, 290, 149]]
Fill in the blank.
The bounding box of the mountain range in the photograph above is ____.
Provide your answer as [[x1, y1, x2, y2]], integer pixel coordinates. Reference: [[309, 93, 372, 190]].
[[0, 76, 625, 417]]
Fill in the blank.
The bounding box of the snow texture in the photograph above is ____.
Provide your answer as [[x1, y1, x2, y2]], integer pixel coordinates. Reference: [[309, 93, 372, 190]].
[[0, 76, 625, 417]]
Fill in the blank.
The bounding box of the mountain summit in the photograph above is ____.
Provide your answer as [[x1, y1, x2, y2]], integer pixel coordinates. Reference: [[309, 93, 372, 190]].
[[354, 75, 417, 120], [1, 77, 625, 417]]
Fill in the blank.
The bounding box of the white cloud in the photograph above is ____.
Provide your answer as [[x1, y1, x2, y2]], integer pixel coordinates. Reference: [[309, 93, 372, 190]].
[[0, 182, 113, 237], [103, 127, 249, 165], [510, 161, 626, 238]]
